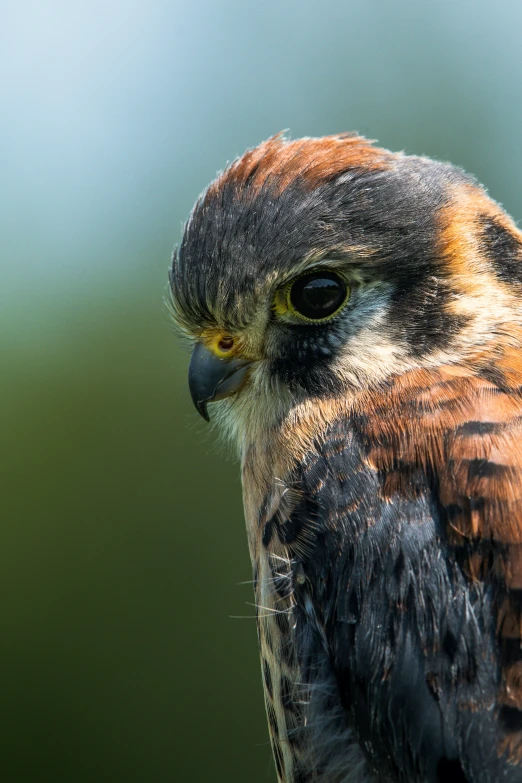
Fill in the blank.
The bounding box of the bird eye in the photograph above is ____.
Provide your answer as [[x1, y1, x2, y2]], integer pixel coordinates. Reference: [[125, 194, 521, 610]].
[[288, 271, 349, 321]]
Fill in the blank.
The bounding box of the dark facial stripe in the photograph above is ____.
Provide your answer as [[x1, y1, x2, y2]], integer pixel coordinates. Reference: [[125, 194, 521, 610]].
[[479, 214, 522, 285]]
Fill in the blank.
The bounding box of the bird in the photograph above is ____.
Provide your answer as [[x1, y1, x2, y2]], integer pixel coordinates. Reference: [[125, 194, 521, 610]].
[[169, 133, 522, 782]]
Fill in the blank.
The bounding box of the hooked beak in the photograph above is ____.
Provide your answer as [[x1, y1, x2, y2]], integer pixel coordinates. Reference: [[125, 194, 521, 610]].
[[188, 341, 252, 421]]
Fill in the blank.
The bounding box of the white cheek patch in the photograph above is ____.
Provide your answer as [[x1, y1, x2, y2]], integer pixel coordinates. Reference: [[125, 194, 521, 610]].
[[210, 384, 295, 458], [332, 288, 411, 387]]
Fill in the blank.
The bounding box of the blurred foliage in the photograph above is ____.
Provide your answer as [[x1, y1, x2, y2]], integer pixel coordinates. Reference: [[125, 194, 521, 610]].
[[3, 0, 522, 780], [2, 291, 269, 781]]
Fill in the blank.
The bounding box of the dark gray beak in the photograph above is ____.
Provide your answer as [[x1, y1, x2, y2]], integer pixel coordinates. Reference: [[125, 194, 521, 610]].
[[188, 341, 252, 421]]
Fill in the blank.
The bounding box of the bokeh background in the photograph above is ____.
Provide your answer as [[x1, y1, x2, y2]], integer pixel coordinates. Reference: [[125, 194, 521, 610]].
[[3, 1, 522, 780]]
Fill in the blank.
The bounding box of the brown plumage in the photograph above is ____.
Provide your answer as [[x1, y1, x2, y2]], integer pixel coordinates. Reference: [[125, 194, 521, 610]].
[[170, 134, 522, 781]]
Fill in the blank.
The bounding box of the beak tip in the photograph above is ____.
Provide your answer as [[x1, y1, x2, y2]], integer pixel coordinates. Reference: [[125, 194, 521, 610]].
[[196, 400, 210, 422], [188, 341, 251, 422]]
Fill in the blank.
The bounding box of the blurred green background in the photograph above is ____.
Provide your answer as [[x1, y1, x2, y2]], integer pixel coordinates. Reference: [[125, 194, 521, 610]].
[[2, 1, 522, 780]]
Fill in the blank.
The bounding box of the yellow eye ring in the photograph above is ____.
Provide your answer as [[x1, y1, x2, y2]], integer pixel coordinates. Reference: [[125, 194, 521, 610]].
[[274, 270, 350, 322]]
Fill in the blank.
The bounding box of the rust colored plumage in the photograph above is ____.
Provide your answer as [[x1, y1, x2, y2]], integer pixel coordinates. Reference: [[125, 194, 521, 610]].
[[208, 133, 392, 199], [356, 366, 522, 743], [171, 133, 522, 781]]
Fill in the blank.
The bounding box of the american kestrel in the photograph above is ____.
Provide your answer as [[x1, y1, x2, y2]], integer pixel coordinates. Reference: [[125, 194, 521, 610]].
[[169, 134, 522, 782]]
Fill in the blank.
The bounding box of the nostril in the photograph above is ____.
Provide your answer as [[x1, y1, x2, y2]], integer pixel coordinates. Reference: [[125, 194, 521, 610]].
[[218, 336, 234, 352]]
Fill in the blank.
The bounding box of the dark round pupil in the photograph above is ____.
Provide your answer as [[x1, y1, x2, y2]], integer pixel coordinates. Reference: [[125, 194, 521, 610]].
[[290, 272, 346, 319]]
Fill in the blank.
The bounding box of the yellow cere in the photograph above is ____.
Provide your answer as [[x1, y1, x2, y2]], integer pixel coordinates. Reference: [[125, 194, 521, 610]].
[[204, 331, 237, 358]]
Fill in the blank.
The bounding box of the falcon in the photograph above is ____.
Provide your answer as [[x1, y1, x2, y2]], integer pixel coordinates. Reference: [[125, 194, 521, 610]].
[[169, 134, 522, 782]]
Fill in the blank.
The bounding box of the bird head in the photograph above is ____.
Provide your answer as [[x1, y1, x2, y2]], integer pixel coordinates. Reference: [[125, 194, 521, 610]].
[[169, 134, 522, 451]]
